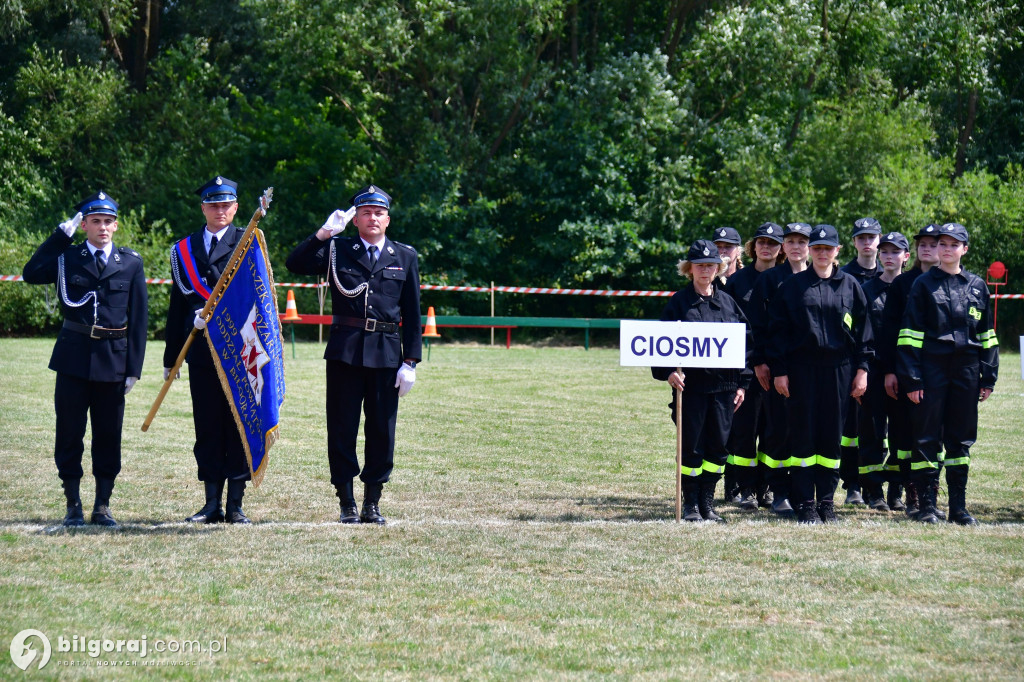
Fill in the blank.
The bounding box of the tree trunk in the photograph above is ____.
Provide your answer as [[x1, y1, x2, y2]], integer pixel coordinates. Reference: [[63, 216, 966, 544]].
[[953, 88, 978, 181]]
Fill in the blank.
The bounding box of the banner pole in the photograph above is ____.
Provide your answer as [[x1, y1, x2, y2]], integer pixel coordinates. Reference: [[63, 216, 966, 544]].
[[675, 375, 683, 523], [141, 188, 274, 432]]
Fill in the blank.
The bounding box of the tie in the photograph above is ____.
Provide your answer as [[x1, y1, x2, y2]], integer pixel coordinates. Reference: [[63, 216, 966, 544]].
[[209, 236, 219, 257], [95, 249, 106, 274], [367, 245, 378, 268]]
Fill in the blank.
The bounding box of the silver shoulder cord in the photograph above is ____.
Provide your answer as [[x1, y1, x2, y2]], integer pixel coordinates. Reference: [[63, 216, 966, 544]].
[[329, 239, 369, 311], [170, 245, 196, 296], [56, 253, 99, 325]]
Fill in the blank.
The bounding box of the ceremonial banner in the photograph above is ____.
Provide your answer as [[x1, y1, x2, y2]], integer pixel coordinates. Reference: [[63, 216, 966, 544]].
[[204, 230, 285, 487]]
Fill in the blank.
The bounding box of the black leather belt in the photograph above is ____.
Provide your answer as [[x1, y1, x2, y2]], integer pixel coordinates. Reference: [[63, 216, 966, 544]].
[[333, 316, 399, 333], [63, 320, 128, 339]]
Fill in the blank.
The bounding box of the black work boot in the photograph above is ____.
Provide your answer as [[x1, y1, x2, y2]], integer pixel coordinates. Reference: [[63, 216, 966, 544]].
[[225, 479, 252, 524], [756, 483, 773, 509], [816, 500, 839, 524], [738, 487, 759, 511], [796, 502, 822, 524], [682, 483, 702, 522], [360, 482, 387, 525], [336, 480, 359, 524], [865, 484, 890, 512], [698, 479, 726, 523], [886, 482, 906, 512], [904, 481, 920, 518], [946, 469, 978, 526], [914, 476, 940, 524], [844, 485, 865, 506], [62, 478, 85, 527], [931, 478, 946, 520], [90, 477, 118, 527], [723, 469, 740, 503], [185, 481, 225, 523]]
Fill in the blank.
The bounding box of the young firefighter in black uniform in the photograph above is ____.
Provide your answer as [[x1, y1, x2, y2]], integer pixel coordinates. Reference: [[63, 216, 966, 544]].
[[23, 191, 148, 527], [857, 232, 910, 511], [712, 226, 743, 281], [897, 223, 998, 525], [653, 239, 752, 523], [165, 176, 253, 524], [746, 222, 812, 516], [879, 225, 941, 516], [286, 185, 422, 525], [768, 225, 872, 524], [724, 222, 784, 511], [838, 217, 884, 506]]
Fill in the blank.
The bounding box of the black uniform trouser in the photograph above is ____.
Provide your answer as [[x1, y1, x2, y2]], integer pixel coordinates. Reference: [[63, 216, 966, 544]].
[[670, 389, 733, 485], [887, 390, 915, 486], [840, 399, 860, 490], [787, 361, 851, 506], [54, 373, 125, 481], [727, 379, 769, 490], [188, 364, 250, 482], [326, 360, 400, 487], [910, 352, 979, 480], [760, 387, 791, 499], [857, 367, 897, 487]]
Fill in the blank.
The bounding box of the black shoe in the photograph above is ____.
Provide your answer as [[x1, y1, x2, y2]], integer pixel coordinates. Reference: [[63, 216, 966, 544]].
[[933, 507, 947, 521], [226, 509, 251, 524], [771, 497, 795, 517], [738, 488, 759, 511], [887, 483, 906, 512], [948, 508, 978, 526], [63, 502, 85, 527], [90, 505, 118, 527], [186, 481, 225, 523], [225, 479, 252, 524], [865, 486, 890, 512], [844, 489, 866, 506], [339, 505, 360, 524], [797, 504, 822, 524], [816, 501, 839, 524], [360, 501, 387, 525]]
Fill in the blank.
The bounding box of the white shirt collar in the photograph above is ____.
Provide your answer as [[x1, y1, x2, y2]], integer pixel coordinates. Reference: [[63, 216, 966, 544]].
[[360, 236, 386, 253], [86, 243, 112, 259], [204, 225, 231, 252]]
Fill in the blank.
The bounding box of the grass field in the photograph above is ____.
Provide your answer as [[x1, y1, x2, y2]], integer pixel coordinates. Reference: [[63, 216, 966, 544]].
[[2, 337, 1023, 680]]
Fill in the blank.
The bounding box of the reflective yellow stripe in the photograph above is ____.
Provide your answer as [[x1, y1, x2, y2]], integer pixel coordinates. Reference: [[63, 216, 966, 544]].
[[760, 453, 790, 469], [978, 329, 996, 339], [841, 435, 858, 448], [816, 455, 840, 469], [897, 449, 912, 460], [680, 465, 702, 477], [898, 328, 924, 348], [843, 313, 853, 329], [788, 456, 816, 468], [883, 464, 901, 472], [981, 336, 999, 349], [702, 461, 725, 475], [911, 461, 939, 470], [728, 454, 758, 468], [859, 463, 886, 475], [897, 336, 923, 348], [938, 450, 946, 462], [900, 328, 924, 339], [944, 456, 970, 467]]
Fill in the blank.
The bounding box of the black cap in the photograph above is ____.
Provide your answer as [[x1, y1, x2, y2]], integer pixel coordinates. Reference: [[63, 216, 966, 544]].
[[852, 217, 882, 236], [687, 239, 723, 264], [879, 231, 909, 251], [938, 222, 969, 243], [784, 222, 812, 238], [913, 223, 941, 240], [809, 224, 840, 247], [195, 176, 238, 203], [74, 191, 118, 217], [350, 185, 392, 209], [754, 222, 784, 244], [711, 226, 741, 245]]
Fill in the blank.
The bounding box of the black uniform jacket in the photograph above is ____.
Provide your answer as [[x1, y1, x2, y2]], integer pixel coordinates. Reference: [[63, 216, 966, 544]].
[[651, 284, 753, 393], [767, 266, 873, 378], [896, 267, 998, 392], [722, 264, 765, 319], [746, 262, 801, 367], [163, 225, 245, 369], [23, 229, 148, 382], [841, 257, 882, 285], [286, 233, 422, 368], [861, 276, 894, 370], [877, 266, 923, 376]]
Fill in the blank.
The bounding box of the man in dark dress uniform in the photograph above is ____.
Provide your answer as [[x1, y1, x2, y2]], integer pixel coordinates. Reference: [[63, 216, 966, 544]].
[[286, 185, 422, 525], [164, 176, 253, 524], [23, 191, 148, 527]]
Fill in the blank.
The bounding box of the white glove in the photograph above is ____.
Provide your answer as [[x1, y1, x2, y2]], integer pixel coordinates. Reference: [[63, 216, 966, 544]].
[[321, 206, 356, 237], [163, 367, 180, 381], [59, 212, 83, 237], [124, 377, 138, 395], [193, 312, 207, 330], [395, 363, 416, 397]]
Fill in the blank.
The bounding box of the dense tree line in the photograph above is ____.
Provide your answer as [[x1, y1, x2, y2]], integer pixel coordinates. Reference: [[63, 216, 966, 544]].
[[2, 0, 1022, 341]]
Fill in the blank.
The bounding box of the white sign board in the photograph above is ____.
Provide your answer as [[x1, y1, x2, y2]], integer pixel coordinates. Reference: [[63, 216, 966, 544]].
[[619, 320, 746, 368]]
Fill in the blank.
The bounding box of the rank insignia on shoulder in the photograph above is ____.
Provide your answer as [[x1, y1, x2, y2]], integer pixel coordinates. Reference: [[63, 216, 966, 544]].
[[387, 246, 395, 255], [352, 243, 360, 250], [80, 248, 88, 256], [113, 253, 121, 263]]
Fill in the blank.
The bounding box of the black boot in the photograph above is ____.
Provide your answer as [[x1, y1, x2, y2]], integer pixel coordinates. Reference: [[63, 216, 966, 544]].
[[723, 470, 741, 504], [682, 483, 702, 522], [698, 479, 726, 523], [931, 478, 946, 520], [336, 481, 359, 524], [737, 487, 759, 511], [816, 500, 839, 524], [360, 482, 386, 525], [864, 483, 890, 512], [796, 502, 822, 524], [756, 483, 773, 509], [844, 485, 865, 506], [914, 475, 940, 524], [62, 478, 84, 527], [946, 468, 978, 526], [904, 481, 920, 518], [225, 479, 252, 524], [185, 481, 225, 523], [91, 477, 118, 527], [886, 482, 906, 512]]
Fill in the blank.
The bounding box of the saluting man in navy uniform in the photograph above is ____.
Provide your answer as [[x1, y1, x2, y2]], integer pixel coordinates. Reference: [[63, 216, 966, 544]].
[[164, 176, 253, 524], [286, 185, 422, 525], [23, 191, 148, 527]]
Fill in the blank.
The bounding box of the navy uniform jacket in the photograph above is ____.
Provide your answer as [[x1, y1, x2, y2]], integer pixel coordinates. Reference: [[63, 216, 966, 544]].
[[746, 263, 801, 367], [861, 276, 894, 370], [23, 229, 148, 382], [896, 267, 998, 392], [286, 234, 422, 368], [651, 284, 753, 393], [767, 266, 873, 378], [841, 258, 882, 286], [722, 264, 766, 320], [163, 225, 245, 369], [877, 266, 923, 376]]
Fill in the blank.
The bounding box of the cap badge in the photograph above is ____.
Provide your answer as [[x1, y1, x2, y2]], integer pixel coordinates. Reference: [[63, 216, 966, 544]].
[[703, 247, 710, 256], [98, 192, 106, 200], [946, 225, 953, 231], [368, 184, 377, 194], [926, 226, 934, 232], [720, 229, 726, 237], [889, 232, 896, 238], [766, 227, 773, 234], [819, 229, 826, 238], [215, 177, 223, 185]]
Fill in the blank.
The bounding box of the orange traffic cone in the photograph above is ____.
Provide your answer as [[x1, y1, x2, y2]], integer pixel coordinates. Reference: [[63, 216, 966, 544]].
[[423, 306, 441, 337], [282, 289, 302, 321]]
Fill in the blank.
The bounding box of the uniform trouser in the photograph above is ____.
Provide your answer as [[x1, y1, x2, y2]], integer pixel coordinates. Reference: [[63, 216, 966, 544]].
[[887, 389, 915, 486], [909, 352, 979, 479], [670, 389, 733, 485], [188, 364, 250, 482], [840, 399, 859, 490], [326, 360, 400, 487], [787, 361, 852, 506], [54, 373, 125, 481], [759, 386, 791, 499], [857, 368, 897, 487], [727, 379, 769, 490]]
